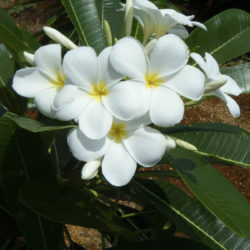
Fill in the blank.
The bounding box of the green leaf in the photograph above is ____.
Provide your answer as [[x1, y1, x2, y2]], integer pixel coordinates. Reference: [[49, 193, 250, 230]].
[[221, 63, 250, 93], [109, 237, 210, 250], [62, 0, 106, 53], [0, 8, 40, 57], [6, 112, 75, 133], [132, 179, 250, 250], [165, 123, 250, 167], [0, 48, 14, 87], [19, 181, 136, 241], [0, 115, 64, 250], [165, 147, 250, 237], [95, 0, 124, 40], [186, 9, 250, 64], [136, 169, 179, 179], [150, 0, 166, 8], [166, 122, 248, 135]]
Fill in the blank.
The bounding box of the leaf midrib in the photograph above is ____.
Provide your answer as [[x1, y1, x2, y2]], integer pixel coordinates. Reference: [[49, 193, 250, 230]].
[[135, 181, 227, 250], [210, 26, 250, 57]]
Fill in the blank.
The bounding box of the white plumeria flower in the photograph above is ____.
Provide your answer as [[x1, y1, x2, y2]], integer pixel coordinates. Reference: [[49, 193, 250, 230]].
[[58, 46, 143, 140], [127, 0, 206, 43], [67, 115, 167, 186], [110, 34, 205, 127], [191, 52, 242, 117], [13, 44, 70, 118]]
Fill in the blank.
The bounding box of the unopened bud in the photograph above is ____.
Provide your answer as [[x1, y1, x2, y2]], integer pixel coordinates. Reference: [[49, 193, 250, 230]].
[[205, 77, 227, 94], [81, 160, 101, 180], [104, 20, 112, 46], [43, 26, 77, 50], [125, 0, 133, 36], [174, 138, 198, 151], [23, 51, 35, 65], [165, 135, 176, 151]]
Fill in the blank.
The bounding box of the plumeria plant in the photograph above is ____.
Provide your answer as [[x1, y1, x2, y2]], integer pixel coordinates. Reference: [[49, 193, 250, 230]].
[[0, 0, 250, 249]]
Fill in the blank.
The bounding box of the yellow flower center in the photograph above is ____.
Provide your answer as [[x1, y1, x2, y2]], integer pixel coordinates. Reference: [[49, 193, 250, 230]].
[[89, 82, 109, 101], [145, 73, 163, 88], [52, 73, 66, 90], [108, 122, 127, 143]]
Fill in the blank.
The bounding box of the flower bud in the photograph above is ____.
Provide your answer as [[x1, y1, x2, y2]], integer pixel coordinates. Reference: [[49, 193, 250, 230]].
[[104, 20, 112, 46], [205, 77, 227, 94], [175, 138, 198, 151], [43, 26, 77, 50], [81, 160, 101, 180], [23, 51, 35, 65], [125, 0, 133, 36]]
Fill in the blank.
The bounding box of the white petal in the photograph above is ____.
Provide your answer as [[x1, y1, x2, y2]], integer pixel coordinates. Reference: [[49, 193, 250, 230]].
[[161, 12, 178, 32], [102, 142, 136, 186], [110, 37, 148, 81], [12, 68, 52, 98], [133, 8, 156, 43], [224, 94, 241, 117], [53, 84, 91, 121], [149, 34, 189, 77], [145, 39, 157, 58], [103, 81, 144, 120], [34, 88, 57, 118], [214, 91, 241, 118], [79, 101, 113, 140], [124, 126, 166, 167], [220, 75, 242, 96], [205, 53, 221, 79], [62, 46, 98, 90], [125, 112, 152, 130], [35, 44, 62, 81], [190, 52, 208, 74], [192, 21, 207, 30], [97, 47, 123, 88], [168, 25, 189, 39], [134, 0, 158, 10], [67, 128, 109, 162], [165, 65, 205, 100], [150, 87, 184, 127]]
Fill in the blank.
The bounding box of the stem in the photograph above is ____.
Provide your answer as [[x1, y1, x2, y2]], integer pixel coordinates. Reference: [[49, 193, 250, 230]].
[[121, 210, 154, 218]]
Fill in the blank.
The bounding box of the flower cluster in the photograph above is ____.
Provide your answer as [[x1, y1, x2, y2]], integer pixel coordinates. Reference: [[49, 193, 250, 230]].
[[12, 0, 242, 186]]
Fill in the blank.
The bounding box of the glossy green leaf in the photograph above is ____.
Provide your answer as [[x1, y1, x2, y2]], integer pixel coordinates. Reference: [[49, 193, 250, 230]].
[[19, 181, 136, 241], [136, 169, 179, 179], [109, 237, 210, 250], [0, 8, 39, 57], [166, 123, 250, 167], [0, 48, 14, 87], [6, 112, 75, 133], [221, 63, 250, 93], [133, 179, 250, 250], [165, 122, 247, 135], [165, 147, 250, 237], [186, 9, 250, 64], [0, 115, 64, 250], [95, 0, 124, 40], [62, 0, 106, 53]]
